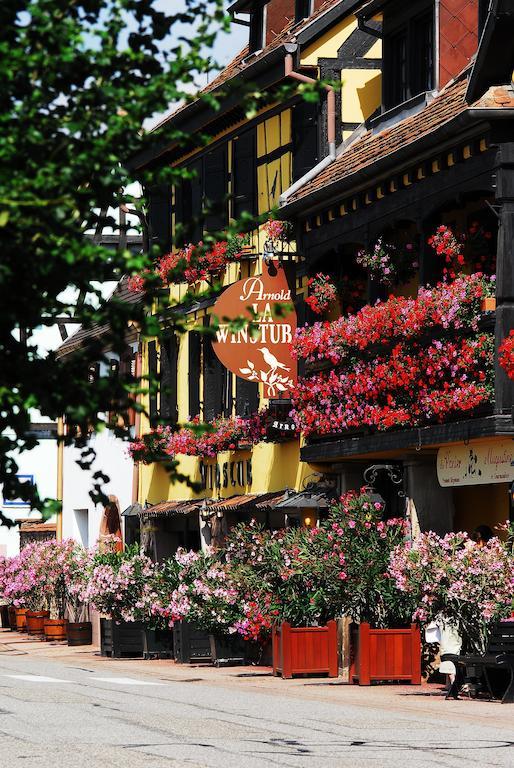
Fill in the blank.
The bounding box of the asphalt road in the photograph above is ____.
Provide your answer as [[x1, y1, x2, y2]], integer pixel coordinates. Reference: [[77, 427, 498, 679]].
[[0, 647, 512, 767]]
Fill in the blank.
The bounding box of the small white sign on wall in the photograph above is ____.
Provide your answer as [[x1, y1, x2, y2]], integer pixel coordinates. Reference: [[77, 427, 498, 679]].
[[437, 440, 514, 487]]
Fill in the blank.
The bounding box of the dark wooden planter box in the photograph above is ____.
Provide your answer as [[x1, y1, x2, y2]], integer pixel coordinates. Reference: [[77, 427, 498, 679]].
[[350, 622, 422, 685], [100, 618, 144, 658], [67, 621, 92, 646], [210, 633, 248, 666], [142, 627, 174, 659], [272, 621, 338, 679], [173, 621, 211, 663]]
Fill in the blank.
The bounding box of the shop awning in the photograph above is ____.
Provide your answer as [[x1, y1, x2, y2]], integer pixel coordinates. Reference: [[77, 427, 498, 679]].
[[274, 488, 338, 510], [207, 491, 287, 514], [139, 500, 203, 519], [121, 503, 143, 517]]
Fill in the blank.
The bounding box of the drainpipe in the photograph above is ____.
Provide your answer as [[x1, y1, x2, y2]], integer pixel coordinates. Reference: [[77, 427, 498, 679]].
[[56, 415, 64, 541], [279, 50, 337, 205]]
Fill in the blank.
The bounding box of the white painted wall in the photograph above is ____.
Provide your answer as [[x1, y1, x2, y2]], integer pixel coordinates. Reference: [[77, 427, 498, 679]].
[[0, 434, 58, 557], [62, 428, 134, 549]]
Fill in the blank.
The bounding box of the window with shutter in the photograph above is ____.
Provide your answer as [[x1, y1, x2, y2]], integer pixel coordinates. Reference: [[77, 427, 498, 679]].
[[233, 130, 257, 219], [147, 341, 158, 426], [235, 377, 259, 417], [148, 185, 172, 253], [249, 4, 264, 53], [188, 331, 201, 419], [292, 100, 319, 182], [295, 0, 311, 22], [202, 318, 224, 422], [204, 145, 228, 232], [175, 159, 203, 245], [160, 335, 178, 425]]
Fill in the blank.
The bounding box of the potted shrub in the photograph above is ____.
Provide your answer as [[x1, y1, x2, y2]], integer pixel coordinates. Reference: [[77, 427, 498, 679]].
[[63, 544, 93, 646], [314, 491, 420, 685], [389, 526, 514, 656], [85, 540, 156, 658], [151, 549, 244, 664], [223, 520, 340, 678]]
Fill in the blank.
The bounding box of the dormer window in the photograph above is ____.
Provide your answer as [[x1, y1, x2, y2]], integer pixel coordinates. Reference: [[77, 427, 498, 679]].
[[249, 3, 265, 53], [295, 0, 312, 23], [383, 3, 434, 110]]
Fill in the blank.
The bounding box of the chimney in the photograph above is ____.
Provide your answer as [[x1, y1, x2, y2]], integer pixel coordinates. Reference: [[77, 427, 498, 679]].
[[438, 0, 480, 88]]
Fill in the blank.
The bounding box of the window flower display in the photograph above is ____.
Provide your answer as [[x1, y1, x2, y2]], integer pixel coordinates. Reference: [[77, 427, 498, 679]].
[[291, 334, 494, 437], [292, 273, 495, 365], [129, 411, 270, 464]]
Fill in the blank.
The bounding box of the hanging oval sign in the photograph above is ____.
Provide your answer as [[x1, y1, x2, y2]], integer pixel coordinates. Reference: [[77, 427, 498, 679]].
[[212, 262, 297, 398]]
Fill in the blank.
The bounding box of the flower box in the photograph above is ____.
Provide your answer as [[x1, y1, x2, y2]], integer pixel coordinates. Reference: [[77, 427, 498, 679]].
[[142, 627, 174, 659], [350, 623, 421, 685], [100, 618, 144, 658], [172, 621, 212, 663], [209, 633, 247, 667], [272, 621, 338, 679], [481, 297, 496, 311]]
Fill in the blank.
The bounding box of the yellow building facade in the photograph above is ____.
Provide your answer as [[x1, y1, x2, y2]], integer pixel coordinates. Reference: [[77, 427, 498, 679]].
[[134, 0, 383, 553]]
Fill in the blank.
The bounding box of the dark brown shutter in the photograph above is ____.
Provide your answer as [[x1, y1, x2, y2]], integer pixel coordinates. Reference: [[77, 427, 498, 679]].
[[160, 335, 178, 425], [188, 331, 201, 419], [204, 145, 228, 232], [175, 159, 203, 245], [236, 377, 259, 417], [233, 130, 257, 219], [147, 340, 158, 426], [292, 100, 319, 182], [148, 185, 171, 253], [202, 317, 224, 421]]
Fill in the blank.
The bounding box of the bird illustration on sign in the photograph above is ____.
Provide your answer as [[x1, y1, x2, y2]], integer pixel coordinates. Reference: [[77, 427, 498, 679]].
[[239, 347, 294, 397]]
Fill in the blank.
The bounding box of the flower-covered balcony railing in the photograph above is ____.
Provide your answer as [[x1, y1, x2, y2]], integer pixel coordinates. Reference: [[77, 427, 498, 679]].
[[291, 275, 497, 440]]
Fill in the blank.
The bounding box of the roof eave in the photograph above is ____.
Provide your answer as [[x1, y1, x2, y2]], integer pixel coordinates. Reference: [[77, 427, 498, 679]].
[[131, 44, 292, 172], [280, 108, 514, 217]]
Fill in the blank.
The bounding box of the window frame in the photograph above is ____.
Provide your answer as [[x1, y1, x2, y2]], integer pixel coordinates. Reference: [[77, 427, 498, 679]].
[[382, 1, 435, 111]]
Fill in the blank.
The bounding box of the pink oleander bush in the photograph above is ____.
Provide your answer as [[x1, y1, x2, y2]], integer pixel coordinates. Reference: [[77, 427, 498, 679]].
[[83, 542, 157, 623], [389, 528, 514, 653], [1, 539, 78, 618]]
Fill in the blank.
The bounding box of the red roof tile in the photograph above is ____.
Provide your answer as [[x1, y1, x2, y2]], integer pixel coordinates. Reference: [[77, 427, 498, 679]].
[[150, 0, 343, 133], [285, 78, 514, 205]]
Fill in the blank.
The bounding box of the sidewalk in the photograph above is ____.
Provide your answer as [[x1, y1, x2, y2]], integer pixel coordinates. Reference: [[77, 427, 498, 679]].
[[1, 627, 511, 729]]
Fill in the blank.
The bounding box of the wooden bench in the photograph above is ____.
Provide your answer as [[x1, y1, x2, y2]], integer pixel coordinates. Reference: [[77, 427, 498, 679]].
[[446, 620, 514, 703]]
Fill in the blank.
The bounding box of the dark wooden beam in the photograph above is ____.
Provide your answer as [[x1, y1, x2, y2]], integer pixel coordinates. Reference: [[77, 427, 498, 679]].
[[300, 415, 513, 462]]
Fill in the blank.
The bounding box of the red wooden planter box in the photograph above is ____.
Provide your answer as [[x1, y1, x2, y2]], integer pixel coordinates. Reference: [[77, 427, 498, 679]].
[[351, 622, 421, 685], [272, 621, 338, 679]]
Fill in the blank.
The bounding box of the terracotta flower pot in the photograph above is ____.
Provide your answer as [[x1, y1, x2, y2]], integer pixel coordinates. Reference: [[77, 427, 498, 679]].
[[481, 297, 496, 311], [26, 610, 50, 636], [44, 618, 68, 642], [67, 621, 93, 646], [14, 608, 28, 632]]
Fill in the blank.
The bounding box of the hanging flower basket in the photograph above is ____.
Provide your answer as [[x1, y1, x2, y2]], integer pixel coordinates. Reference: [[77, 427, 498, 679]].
[[350, 623, 421, 685], [272, 621, 338, 679]]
